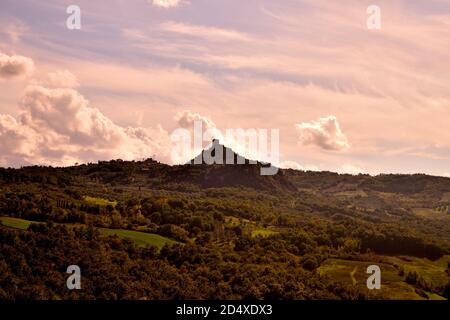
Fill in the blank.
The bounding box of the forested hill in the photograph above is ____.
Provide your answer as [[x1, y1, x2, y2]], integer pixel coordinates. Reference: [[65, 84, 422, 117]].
[[1, 157, 450, 300], [1, 157, 450, 195]]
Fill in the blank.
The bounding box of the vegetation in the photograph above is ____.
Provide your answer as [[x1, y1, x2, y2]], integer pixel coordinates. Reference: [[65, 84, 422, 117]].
[[0, 216, 34, 230], [84, 196, 118, 208], [97, 228, 179, 249], [0, 156, 449, 300], [0, 217, 177, 249]]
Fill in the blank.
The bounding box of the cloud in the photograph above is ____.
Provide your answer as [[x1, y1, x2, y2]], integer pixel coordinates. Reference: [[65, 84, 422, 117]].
[[21, 85, 126, 148], [2, 2, 450, 175], [338, 164, 363, 175], [151, 0, 182, 8], [279, 160, 319, 171], [296, 116, 349, 151], [443, 173, 450, 178], [34, 70, 80, 88], [0, 114, 42, 161], [160, 21, 250, 42], [1, 22, 27, 43], [0, 52, 34, 78], [0, 84, 171, 167], [175, 110, 216, 130]]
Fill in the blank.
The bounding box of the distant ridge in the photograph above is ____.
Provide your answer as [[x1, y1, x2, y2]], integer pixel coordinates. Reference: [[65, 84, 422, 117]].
[[165, 139, 295, 192], [190, 139, 270, 167]]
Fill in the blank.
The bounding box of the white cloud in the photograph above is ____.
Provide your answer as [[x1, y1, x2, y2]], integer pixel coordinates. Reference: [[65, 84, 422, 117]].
[[279, 160, 319, 171], [443, 173, 450, 178], [21, 85, 126, 148], [151, 0, 182, 8], [0, 114, 42, 160], [338, 164, 364, 175], [160, 21, 250, 42], [0, 52, 34, 78], [34, 70, 80, 88], [296, 115, 349, 151], [0, 84, 171, 167], [175, 109, 216, 130], [2, 22, 27, 43]]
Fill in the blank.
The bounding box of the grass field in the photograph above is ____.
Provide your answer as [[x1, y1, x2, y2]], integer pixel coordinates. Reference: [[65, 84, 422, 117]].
[[225, 216, 251, 226], [84, 196, 118, 207], [383, 255, 450, 288], [335, 190, 368, 198], [0, 216, 178, 250], [98, 228, 179, 249], [317, 258, 447, 300], [0, 216, 35, 230], [251, 228, 279, 238], [225, 216, 279, 238], [412, 207, 448, 218]]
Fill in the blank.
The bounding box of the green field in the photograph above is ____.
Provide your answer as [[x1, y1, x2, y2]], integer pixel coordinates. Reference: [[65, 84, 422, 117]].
[[383, 255, 450, 288], [225, 216, 251, 226], [335, 190, 368, 198], [251, 228, 279, 238], [0, 216, 35, 230], [0, 217, 178, 249], [98, 228, 179, 249], [84, 196, 118, 207], [225, 216, 279, 238], [411, 207, 449, 219], [318, 258, 447, 300]]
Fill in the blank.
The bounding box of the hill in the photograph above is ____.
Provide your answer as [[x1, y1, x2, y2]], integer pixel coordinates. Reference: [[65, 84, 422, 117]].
[[0, 145, 449, 300]]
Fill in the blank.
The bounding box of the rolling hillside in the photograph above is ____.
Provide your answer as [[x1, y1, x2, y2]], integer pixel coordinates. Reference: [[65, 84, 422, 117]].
[[0, 145, 449, 300]]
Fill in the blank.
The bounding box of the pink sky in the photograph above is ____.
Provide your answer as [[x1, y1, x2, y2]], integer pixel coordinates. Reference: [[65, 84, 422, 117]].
[[1, 0, 450, 176]]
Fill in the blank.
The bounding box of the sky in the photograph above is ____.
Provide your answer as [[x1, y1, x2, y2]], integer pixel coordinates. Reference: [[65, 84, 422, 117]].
[[1, 0, 450, 176]]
